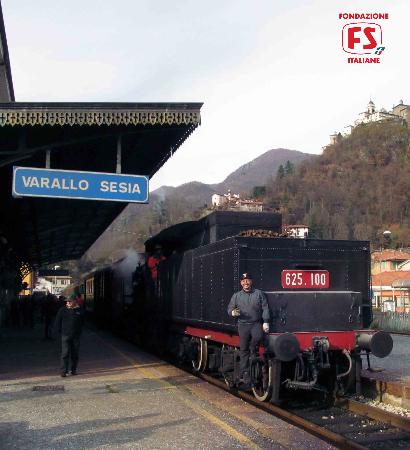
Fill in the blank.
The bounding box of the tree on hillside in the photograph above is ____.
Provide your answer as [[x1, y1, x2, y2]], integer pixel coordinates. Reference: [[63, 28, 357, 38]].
[[251, 186, 266, 198], [277, 165, 285, 179], [284, 160, 294, 175], [265, 121, 410, 248]]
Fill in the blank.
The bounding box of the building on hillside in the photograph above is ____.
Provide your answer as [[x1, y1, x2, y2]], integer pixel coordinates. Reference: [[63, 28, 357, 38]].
[[392, 101, 410, 124], [329, 132, 342, 145], [328, 99, 410, 144], [211, 190, 240, 207], [283, 224, 309, 239], [211, 190, 263, 212], [236, 199, 263, 212], [371, 270, 410, 312], [371, 249, 410, 275], [353, 100, 403, 127], [211, 194, 228, 207]]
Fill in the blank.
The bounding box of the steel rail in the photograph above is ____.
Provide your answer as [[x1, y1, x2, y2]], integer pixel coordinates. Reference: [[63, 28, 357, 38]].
[[337, 398, 410, 432], [197, 372, 368, 450]]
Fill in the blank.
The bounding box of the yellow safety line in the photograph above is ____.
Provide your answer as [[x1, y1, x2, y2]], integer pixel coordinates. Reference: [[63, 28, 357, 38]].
[[177, 394, 262, 450], [96, 335, 262, 450]]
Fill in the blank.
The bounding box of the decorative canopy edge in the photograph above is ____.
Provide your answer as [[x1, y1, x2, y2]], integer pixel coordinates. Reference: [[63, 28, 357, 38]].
[[0, 107, 201, 127]]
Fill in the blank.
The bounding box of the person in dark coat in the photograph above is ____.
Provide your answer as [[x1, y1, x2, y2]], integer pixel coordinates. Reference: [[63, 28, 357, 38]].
[[42, 293, 59, 339], [54, 294, 85, 377], [227, 273, 270, 386]]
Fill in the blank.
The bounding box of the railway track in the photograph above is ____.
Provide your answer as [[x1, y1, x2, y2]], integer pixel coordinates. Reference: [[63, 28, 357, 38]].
[[196, 372, 410, 450]]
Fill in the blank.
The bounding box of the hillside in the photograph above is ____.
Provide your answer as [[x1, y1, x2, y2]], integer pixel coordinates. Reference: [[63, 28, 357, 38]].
[[214, 148, 311, 194], [84, 148, 313, 263], [266, 121, 410, 248]]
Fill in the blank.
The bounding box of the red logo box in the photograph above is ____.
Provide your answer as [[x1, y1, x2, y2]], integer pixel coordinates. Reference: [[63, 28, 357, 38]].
[[342, 22, 382, 54]]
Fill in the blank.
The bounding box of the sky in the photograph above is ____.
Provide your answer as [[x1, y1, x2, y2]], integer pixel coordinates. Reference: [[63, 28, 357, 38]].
[[2, 0, 409, 191]]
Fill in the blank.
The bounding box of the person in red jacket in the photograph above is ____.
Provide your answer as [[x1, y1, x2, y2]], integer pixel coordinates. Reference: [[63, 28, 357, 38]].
[[147, 245, 166, 281], [75, 292, 84, 309]]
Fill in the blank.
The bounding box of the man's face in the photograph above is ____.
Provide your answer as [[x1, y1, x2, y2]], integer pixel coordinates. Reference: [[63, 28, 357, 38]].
[[66, 300, 76, 309], [240, 278, 253, 292]]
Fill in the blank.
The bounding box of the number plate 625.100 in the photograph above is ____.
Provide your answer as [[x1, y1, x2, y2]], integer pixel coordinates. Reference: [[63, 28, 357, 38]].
[[281, 270, 330, 289]]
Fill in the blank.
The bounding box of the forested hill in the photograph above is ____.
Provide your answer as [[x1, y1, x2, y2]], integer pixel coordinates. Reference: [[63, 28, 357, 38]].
[[83, 148, 312, 264], [266, 121, 410, 248], [213, 148, 312, 194]]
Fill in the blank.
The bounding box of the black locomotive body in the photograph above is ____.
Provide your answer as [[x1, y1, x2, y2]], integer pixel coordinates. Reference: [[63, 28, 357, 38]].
[[143, 211, 393, 403], [80, 252, 145, 339], [164, 235, 371, 333], [79, 211, 393, 404]]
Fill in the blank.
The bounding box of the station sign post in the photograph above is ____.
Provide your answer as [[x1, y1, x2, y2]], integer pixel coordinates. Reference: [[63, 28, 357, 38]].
[[12, 167, 149, 203]]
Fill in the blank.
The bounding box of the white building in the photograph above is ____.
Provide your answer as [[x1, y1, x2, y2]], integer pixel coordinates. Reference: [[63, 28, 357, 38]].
[[330, 99, 410, 143], [36, 269, 72, 295], [236, 199, 263, 212], [211, 194, 228, 207], [354, 100, 400, 126], [212, 189, 240, 207]]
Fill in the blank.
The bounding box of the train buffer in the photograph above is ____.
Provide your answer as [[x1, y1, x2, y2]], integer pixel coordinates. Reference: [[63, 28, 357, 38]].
[[0, 324, 336, 450]]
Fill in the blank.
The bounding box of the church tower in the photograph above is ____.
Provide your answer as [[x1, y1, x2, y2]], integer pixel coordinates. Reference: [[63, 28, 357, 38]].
[[367, 99, 375, 114]]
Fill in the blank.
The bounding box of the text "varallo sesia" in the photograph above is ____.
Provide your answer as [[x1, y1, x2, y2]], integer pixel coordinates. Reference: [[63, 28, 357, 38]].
[[22, 176, 142, 194]]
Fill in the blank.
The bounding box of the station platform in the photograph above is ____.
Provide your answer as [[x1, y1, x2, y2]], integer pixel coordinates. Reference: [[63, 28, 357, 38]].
[[363, 334, 410, 408], [0, 323, 335, 450]]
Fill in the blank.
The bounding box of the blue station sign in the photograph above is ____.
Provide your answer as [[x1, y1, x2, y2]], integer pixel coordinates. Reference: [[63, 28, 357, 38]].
[[12, 167, 149, 203]]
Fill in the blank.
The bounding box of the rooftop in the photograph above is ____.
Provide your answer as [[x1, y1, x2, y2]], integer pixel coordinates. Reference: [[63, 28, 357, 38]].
[[371, 250, 410, 262], [371, 270, 410, 286]]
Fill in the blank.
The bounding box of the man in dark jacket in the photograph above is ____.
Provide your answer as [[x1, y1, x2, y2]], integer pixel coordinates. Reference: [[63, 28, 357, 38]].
[[42, 292, 59, 339], [227, 273, 270, 385], [54, 294, 84, 377]]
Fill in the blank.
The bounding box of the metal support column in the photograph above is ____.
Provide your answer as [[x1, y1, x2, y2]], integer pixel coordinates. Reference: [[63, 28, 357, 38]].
[[45, 149, 51, 169], [116, 135, 122, 174]]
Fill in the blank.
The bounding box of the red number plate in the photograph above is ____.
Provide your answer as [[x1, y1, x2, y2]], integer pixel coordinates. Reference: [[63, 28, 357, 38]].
[[281, 270, 330, 289]]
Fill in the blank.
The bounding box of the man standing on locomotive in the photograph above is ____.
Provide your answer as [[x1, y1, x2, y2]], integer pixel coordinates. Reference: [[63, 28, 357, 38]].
[[227, 273, 270, 386]]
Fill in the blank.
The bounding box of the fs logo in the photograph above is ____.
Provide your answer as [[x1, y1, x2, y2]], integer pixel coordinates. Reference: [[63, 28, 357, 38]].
[[342, 22, 382, 54]]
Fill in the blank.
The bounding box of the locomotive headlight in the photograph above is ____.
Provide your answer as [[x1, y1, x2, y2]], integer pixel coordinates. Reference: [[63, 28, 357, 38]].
[[356, 331, 393, 358], [267, 333, 300, 362]]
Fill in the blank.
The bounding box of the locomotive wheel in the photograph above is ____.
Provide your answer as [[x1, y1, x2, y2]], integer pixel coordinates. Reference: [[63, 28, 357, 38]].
[[251, 359, 272, 402], [192, 338, 208, 372]]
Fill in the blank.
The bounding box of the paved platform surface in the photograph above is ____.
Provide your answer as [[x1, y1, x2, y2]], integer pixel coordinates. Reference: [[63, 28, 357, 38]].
[[0, 324, 335, 450]]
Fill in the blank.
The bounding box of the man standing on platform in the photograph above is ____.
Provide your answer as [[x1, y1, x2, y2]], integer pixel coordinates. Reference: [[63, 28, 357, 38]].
[[54, 294, 84, 377], [227, 273, 270, 386]]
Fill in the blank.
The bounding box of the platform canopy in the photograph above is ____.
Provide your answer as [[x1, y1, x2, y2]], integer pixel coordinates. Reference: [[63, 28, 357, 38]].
[[0, 3, 202, 271], [0, 102, 202, 267]]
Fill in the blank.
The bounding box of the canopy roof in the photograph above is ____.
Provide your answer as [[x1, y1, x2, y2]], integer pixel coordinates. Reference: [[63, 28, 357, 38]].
[[0, 5, 202, 270], [0, 102, 202, 267]]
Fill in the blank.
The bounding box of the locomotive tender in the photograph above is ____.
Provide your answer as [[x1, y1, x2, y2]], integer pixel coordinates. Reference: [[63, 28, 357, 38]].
[[144, 211, 393, 403], [82, 211, 393, 404]]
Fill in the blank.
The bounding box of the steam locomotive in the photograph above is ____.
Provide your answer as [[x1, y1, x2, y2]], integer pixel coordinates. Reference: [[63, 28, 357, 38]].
[[81, 211, 393, 404]]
